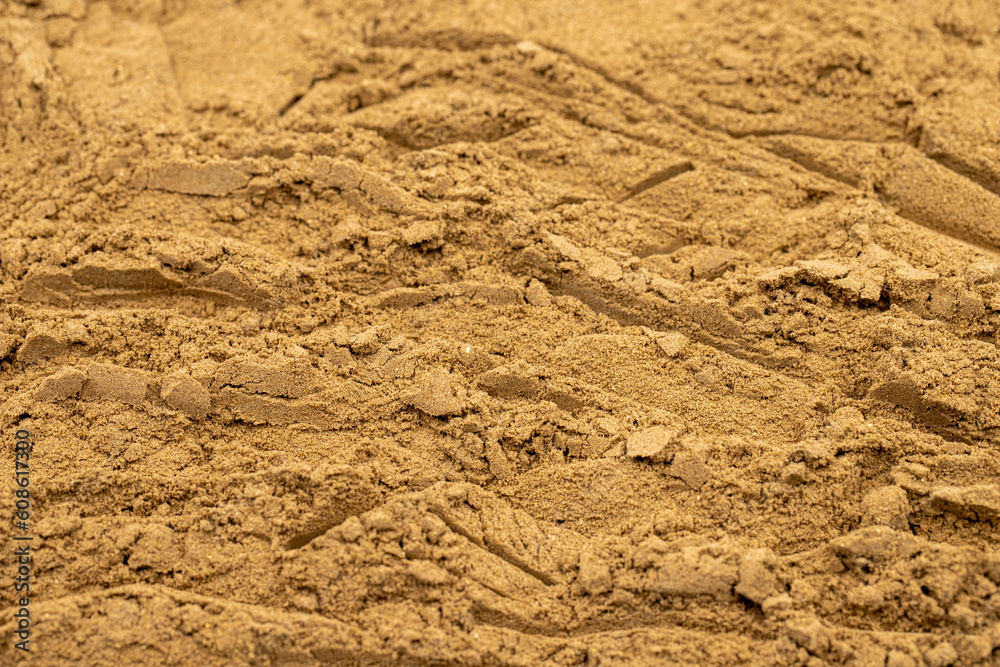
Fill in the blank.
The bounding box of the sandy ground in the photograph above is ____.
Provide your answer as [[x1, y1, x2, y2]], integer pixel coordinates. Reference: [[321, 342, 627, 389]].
[[2, 1, 1000, 665]]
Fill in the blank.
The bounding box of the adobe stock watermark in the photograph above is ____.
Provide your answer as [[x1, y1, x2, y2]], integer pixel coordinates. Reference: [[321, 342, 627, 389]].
[[12, 428, 32, 653]]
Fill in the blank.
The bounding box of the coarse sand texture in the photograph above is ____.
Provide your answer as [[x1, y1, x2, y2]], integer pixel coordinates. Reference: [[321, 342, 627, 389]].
[[2, 0, 1000, 665]]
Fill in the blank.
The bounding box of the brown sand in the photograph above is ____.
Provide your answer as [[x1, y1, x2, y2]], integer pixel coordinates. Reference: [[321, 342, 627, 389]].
[[2, 1, 1000, 665]]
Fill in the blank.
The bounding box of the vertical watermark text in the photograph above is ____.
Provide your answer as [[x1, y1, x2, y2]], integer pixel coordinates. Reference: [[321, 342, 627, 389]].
[[12, 428, 32, 653]]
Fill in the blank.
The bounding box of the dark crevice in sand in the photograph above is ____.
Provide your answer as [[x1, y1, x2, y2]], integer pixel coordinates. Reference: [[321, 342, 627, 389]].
[[426, 506, 558, 587], [365, 27, 518, 51], [921, 150, 1000, 199], [618, 161, 695, 202], [530, 40, 663, 107]]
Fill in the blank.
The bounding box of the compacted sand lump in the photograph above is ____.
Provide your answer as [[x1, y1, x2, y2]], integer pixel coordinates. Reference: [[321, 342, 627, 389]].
[[2, 1, 1000, 665]]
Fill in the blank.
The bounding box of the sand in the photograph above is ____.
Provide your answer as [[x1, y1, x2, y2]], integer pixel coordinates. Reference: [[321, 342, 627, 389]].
[[2, 1, 1000, 665]]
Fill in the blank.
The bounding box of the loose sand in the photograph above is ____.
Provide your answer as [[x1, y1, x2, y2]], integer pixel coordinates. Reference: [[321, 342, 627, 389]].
[[2, 1, 1000, 665]]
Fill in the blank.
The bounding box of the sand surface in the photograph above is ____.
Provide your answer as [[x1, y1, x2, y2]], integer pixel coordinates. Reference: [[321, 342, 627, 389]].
[[2, 1, 1000, 665]]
